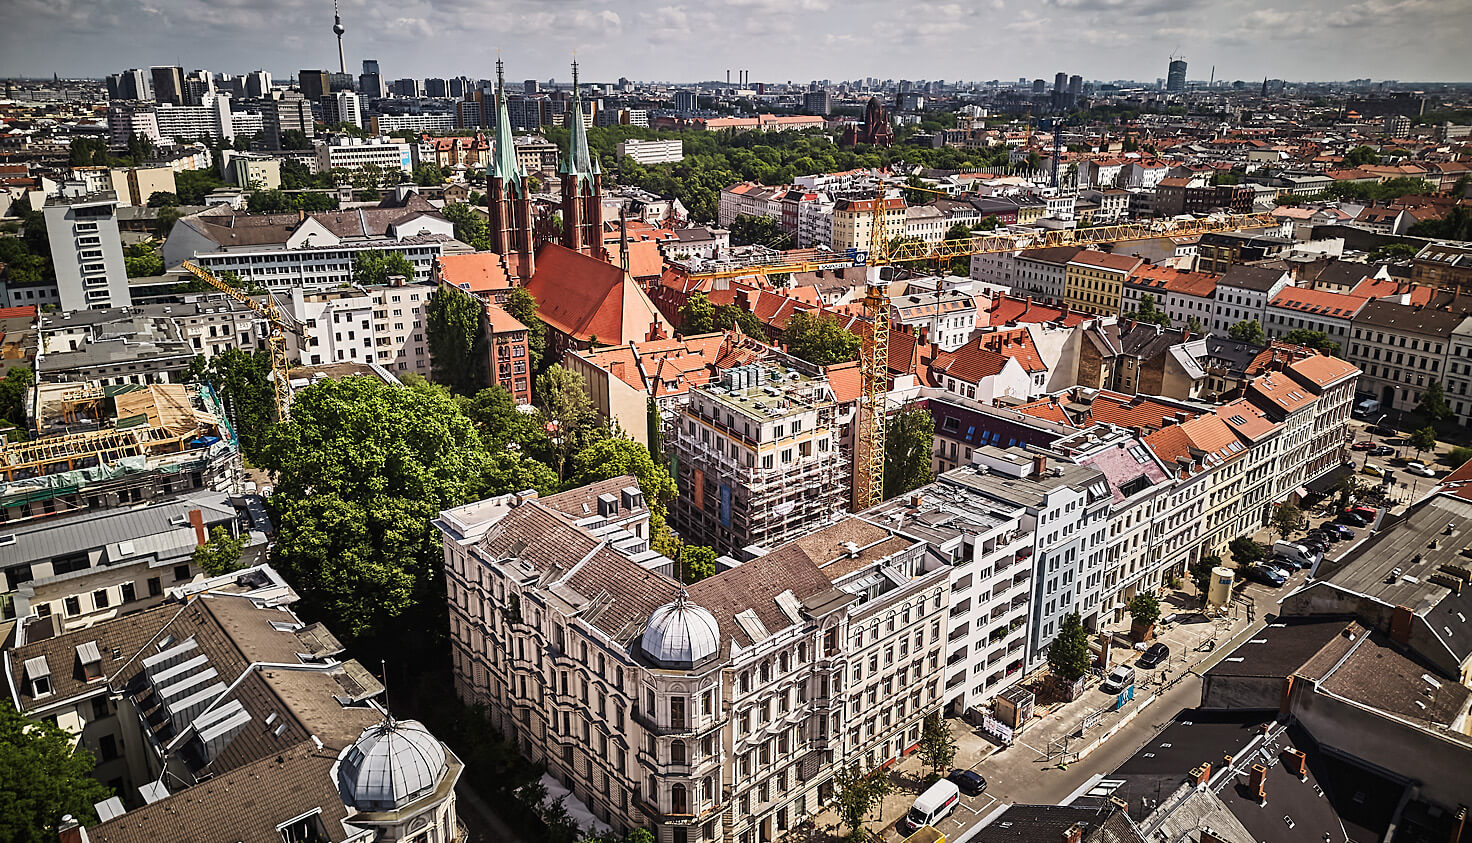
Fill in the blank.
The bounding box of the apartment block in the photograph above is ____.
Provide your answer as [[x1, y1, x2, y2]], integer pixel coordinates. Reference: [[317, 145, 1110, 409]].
[[830, 197, 907, 254], [438, 477, 949, 843], [615, 139, 684, 166], [669, 361, 847, 556], [43, 189, 131, 312], [1064, 251, 1142, 315], [1347, 299, 1458, 415], [281, 279, 434, 376]]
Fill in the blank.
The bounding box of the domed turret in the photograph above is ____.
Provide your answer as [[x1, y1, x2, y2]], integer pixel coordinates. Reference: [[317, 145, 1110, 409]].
[[337, 718, 448, 812], [641, 591, 720, 669]]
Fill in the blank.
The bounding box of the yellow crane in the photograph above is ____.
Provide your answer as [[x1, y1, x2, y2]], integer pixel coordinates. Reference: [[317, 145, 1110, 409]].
[[686, 199, 1280, 510], [179, 260, 298, 421]]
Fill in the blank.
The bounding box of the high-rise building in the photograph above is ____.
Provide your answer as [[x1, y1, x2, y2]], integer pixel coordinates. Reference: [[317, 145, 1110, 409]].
[[242, 69, 271, 99], [1032, 78, 1047, 95], [261, 90, 315, 150], [150, 66, 184, 105], [673, 90, 699, 113], [390, 78, 424, 98], [1068, 74, 1083, 101], [448, 76, 473, 98], [523, 79, 539, 95], [1054, 72, 1068, 94], [44, 188, 131, 311], [424, 77, 448, 98], [328, 72, 355, 92], [1167, 58, 1188, 93], [321, 91, 363, 129], [108, 68, 151, 101], [298, 69, 330, 103], [359, 59, 386, 98], [803, 89, 832, 115], [182, 69, 214, 106]]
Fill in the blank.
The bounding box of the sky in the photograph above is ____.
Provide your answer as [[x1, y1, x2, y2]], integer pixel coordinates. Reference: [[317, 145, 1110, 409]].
[[2, 0, 1468, 86]]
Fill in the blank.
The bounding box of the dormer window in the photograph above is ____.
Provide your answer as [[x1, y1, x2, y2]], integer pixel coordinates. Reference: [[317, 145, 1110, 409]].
[[24, 656, 51, 697], [77, 641, 104, 682]]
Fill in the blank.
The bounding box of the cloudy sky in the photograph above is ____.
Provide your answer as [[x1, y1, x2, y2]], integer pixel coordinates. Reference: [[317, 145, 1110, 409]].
[[2, 0, 1467, 86]]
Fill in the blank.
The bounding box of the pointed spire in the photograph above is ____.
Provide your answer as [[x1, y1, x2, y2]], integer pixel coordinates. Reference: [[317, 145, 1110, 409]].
[[566, 57, 598, 181], [491, 56, 523, 192]]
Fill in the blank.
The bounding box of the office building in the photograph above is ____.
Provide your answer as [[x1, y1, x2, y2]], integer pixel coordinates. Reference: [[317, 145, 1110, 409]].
[[108, 97, 234, 145], [803, 90, 831, 115], [43, 189, 130, 311], [673, 90, 699, 113], [182, 69, 214, 106], [150, 65, 184, 104], [1166, 58, 1187, 93], [523, 79, 539, 94], [260, 90, 315, 150], [669, 361, 848, 556], [298, 69, 330, 103], [359, 59, 386, 99], [369, 113, 458, 135], [615, 138, 684, 165], [424, 77, 449, 98], [439, 476, 949, 843], [321, 90, 363, 129], [390, 78, 424, 98], [242, 69, 271, 98], [224, 152, 281, 189], [107, 68, 151, 101], [314, 135, 411, 174]]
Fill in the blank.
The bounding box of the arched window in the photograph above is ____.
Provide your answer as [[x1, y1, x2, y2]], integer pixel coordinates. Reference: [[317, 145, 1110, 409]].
[[671, 783, 688, 815], [779, 652, 790, 673], [759, 662, 771, 683], [671, 739, 687, 765]]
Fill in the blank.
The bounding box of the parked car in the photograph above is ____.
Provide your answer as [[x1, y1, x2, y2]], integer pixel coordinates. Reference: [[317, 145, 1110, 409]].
[[1406, 462, 1437, 478], [1245, 563, 1288, 587], [1347, 505, 1378, 518], [1137, 642, 1171, 669], [1340, 511, 1370, 527], [1351, 441, 1374, 451], [1371, 425, 1397, 437], [1268, 555, 1300, 574], [1307, 529, 1338, 545], [1363, 464, 1385, 478], [1330, 525, 1355, 539], [1101, 665, 1137, 693], [1369, 445, 1394, 457], [1300, 538, 1328, 554], [946, 769, 988, 796]]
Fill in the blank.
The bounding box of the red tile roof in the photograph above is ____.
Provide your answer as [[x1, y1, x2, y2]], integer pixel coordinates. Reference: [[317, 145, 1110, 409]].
[[1089, 391, 1199, 432], [824, 361, 862, 404], [1350, 277, 1435, 306], [484, 302, 528, 335], [1286, 353, 1359, 390], [1249, 371, 1317, 414], [435, 253, 511, 296], [525, 243, 652, 345], [1267, 287, 1368, 319], [0, 306, 36, 320], [982, 295, 1090, 328]]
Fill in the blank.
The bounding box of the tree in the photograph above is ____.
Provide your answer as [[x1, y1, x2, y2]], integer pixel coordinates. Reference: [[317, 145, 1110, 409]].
[[1447, 446, 1472, 468], [259, 378, 555, 642], [461, 385, 545, 453], [1046, 612, 1091, 682], [187, 350, 275, 459], [783, 311, 861, 365], [1368, 242, 1418, 262], [883, 402, 934, 500], [440, 202, 490, 251], [193, 525, 247, 575], [916, 713, 957, 782], [1409, 205, 1472, 241], [279, 129, 311, 150], [413, 162, 447, 186], [0, 366, 34, 428], [1272, 502, 1302, 541], [1343, 145, 1381, 167], [504, 288, 547, 378], [123, 241, 163, 278], [1281, 329, 1340, 357], [1409, 425, 1438, 458], [567, 437, 677, 516], [155, 205, 183, 238], [680, 544, 718, 584], [1228, 319, 1267, 346], [538, 365, 603, 480], [1191, 555, 1220, 600], [728, 214, 792, 249], [1229, 537, 1266, 567], [677, 291, 717, 334], [714, 304, 766, 337], [147, 190, 179, 207], [1127, 592, 1161, 635], [175, 169, 225, 204], [832, 763, 893, 841], [1130, 293, 1172, 327], [352, 250, 416, 286], [1187, 315, 1204, 335], [0, 702, 112, 841], [426, 286, 488, 394], [646, 397, 664, 460], [1417, 380, 1452, 421]]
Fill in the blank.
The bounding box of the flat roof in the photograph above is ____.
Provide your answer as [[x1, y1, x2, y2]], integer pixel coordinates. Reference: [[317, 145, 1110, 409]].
[[938, 459, 1105, 511]]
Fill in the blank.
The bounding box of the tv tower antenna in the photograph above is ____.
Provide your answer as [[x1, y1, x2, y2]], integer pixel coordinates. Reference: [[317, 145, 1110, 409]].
[[332, 0, 347, 75]]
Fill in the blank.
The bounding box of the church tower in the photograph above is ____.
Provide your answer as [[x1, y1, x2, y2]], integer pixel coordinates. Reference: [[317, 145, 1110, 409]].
[[559, 60, 604, 258], [487, 59, 537, 281]]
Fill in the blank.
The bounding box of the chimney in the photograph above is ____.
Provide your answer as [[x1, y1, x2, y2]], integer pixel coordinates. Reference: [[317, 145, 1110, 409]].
[[1249, 763, 1268, 803], [1280, 674, 1295, 714], [1062, 822, 1085, 843], [188, 509, 208, 547], [1033, 454, 1047, 477], [1390, 605, 1414, 646], [1181, 326, 1190, 342], [1282, 747, 1307, 780], [1192, 763, 1212, 786]]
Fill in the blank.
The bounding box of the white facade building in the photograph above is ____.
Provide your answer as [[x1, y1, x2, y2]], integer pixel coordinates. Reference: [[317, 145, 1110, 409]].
[[314, 135, 414, 175], [615, 139, 684, 165], [282, 280, 435, 375], [1210, 265, 1290, 334], [43, 189, 131, 311]]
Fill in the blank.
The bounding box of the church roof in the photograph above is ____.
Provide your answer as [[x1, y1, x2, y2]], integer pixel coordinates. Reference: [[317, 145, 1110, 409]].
[[525, 243, 670, 345]]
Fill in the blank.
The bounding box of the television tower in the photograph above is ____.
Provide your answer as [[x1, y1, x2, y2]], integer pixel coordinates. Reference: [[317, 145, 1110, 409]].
[[332, 0, 347, 74]]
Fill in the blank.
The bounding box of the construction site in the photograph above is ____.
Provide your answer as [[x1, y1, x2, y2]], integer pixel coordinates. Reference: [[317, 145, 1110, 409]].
[[0, 381, 238, 524], [668, 360, 849, 557]]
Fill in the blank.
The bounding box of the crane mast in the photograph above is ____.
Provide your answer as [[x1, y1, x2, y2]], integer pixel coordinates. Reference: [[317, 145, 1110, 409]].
[[178, 261, 297, 421]]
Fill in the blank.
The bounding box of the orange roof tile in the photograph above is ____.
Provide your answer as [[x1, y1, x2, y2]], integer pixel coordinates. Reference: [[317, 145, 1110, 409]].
[[1267, 287, 1368, 319], [1217, 399, 1279, 442], [435, 253, 511, 296], [1089, 391, 1198, 432], [1349, 277, 1435, 306], [1286, 354, 1359, 390], [824, 361, 862, 404], [484, 302, 528, 335], [1249, 371, 1317, 414]]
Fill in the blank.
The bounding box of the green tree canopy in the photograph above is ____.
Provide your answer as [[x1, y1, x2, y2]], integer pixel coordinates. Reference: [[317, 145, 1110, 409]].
[[1130, 293, 1172, 327], [1281, 329, 1340, 357], [426, 286, 489, 394], [259, 377, 556, 641], [1272, 502, 1302, 540], [1127, 592, 1161, 627], [677, 291, 717, 335], [1228, 319, 1267, 346], [123, 241, 163, 278], [279, 129, 311, 150], [1047, 611, 1091, 682], [916, 712, 957, 781], [884, 402, 934, 500], [1343, 145, 1381, 167], [1417, 380, 1452, 421], [566, 437, 677, 517], [728, 214, 792, 249], [440, 202, 491, 251], [1409, 425, 1438, 457], [714, 303, 766, 337], [193, 525, 247, 575], [832, 763, 893, 841], [783, 311, 861, 365], [175, 169, 225, 204], [1447, 446, 1472, 468], [680, 545, 718, 584], [0, 366, 35, 428], [352, 250, 416, 285], [1368, 242, 1418, 262], [459, 384, 546, 454], [146, 191, 179, 207], [0, 702, 112, 842], [1409, 205, 1472, 241], [185, 350, 275, 458], [413, 162, 447, 186], [1229, 537, 1266, 567], [537, 365, 606, 480]]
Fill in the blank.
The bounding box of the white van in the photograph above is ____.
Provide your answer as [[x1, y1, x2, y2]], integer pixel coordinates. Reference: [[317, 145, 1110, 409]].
[[900, 779, 960, 833], [1273, 541, 1315, 567], [1101, 665, 1135, 693]]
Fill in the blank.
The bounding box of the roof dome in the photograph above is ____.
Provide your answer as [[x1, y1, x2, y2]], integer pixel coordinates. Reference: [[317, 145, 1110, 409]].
[[337, 718, 448, 811], [641, 591, 721, 669]]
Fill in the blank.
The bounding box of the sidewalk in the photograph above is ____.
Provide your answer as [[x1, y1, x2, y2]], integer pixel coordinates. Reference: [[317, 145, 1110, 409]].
[[805, 589, 1264, 842]]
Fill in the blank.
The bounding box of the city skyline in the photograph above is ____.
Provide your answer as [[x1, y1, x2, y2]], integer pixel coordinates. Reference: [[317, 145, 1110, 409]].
[[2, 0, 1469, 86]]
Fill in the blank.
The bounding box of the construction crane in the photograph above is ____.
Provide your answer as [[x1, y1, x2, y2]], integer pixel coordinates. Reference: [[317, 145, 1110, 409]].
[[685, 203, 1280, 511], [178, 261, 298, 421]]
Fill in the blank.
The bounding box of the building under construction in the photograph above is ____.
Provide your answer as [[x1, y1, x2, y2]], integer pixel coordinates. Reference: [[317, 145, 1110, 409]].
[[0, 381, 237, 525], [669, 361, 847, 557]]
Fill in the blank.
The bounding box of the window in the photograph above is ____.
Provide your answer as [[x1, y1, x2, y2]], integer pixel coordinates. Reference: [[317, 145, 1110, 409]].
[[173, 565, 190, 582], [92, 697, 110, 719], [147, 577, 162, 597], [672, 739, 687, 764], [64, 596, 81, 616]]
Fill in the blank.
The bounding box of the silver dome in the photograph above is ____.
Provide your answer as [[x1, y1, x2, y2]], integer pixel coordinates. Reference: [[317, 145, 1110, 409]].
[[337, 718, 448, 811], [641, 591, 721, 669]]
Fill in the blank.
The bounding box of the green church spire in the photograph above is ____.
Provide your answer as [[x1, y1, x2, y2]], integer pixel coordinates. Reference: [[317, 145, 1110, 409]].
[[490, 58, 523, 193]]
